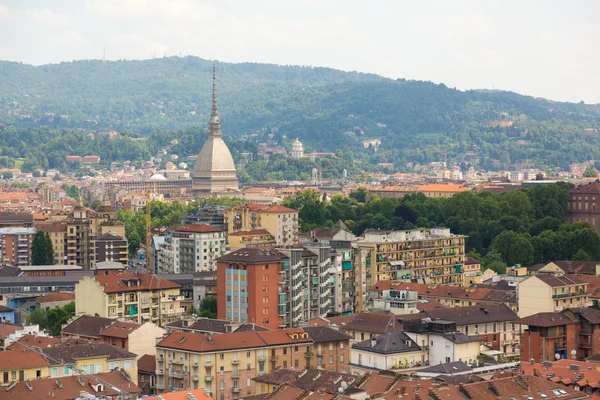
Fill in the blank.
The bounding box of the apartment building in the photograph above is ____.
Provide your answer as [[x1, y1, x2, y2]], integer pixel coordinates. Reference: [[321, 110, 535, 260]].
[[94, 232, 128, 265], [158, 224, 226, 274], [566, 181, 600, 234], [0, 227, 35, 267], [224, 204, 299, 246], [36, 222, 67, 264], [227, 229, 276, 251], [518, 308, 600, 362], [367, 289, 421, 315], [216, 247, 290, 330], [75, 273, 185, 326], [155, 326, 351, 398], [517, 274, 589, 317], [353, 228, 466, 289]]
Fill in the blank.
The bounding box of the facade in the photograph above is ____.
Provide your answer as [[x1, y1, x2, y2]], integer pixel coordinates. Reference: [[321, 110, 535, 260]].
[[138, 354, 157, 395], [94, 232, 128, 265], [416, 184, 470, 198], [74, 273, 185, 326], [192, 67, 239, 196], [99, 320, 166, 358], [159, 224, 226, 274], [0, 227, 35, 266], [0, 350, 49, 384], [193, 271, 218, 311], [354, 228, 466, 288], [216, 248, 289, 330], [566, 181, 600, 234], [517, 274, 589, 317], [224, 204, 299, 246], [227, 229, 276, 250], [290, 138, 304, 159], [36, 222, 67, 264], [155, 326, 350, 398], [367, 289, 420, 315]]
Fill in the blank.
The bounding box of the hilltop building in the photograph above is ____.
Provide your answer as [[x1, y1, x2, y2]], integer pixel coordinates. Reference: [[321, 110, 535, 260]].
[[192, 67, 239, 197], [290, 138, 304, 159]]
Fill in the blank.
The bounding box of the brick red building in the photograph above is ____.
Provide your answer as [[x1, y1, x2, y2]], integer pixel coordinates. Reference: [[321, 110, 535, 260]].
[[216, 248, 289, 330], [517, 307, 600, 362], [566, 181, 600, 234]]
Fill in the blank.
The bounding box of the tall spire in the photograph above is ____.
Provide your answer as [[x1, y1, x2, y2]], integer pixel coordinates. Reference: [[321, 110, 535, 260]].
[[208, 65, 221, 136]]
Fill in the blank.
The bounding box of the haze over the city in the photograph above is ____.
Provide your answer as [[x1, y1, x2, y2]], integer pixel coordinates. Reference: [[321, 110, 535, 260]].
[[0, 0, 598, 104]]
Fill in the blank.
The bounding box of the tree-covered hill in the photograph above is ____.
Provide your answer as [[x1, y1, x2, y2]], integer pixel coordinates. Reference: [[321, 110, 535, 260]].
[[1, 56, 600, 171]]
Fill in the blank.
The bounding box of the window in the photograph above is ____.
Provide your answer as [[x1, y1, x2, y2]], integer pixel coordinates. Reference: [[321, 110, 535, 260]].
[[220, 380, 224, 389], [51, 368, 58, 377], [89, 364, 95, 374], [3, 372, 7, 382], [445, 357, 451, 363], [283, 361, 287, 368], [124, 360, 131, 369], [220, 366, 224, 375], [220, 353, 225, 360], [63, 367, 70, 376], [11, 371, 16, 380], [329, 355, 333, 364], [247, 378, 251, 387], [259, 363, 264, 373], [294, 346, 299, 354], [329, 343, 333, 351], [295, 359, 299, 367], [247, 351, 251, 358], [82, 365, 88, 374], [283, 348, 287, 355], [247, 364, 251, 371], [340, 354, 344, 363], [109, 361, 119, 370]]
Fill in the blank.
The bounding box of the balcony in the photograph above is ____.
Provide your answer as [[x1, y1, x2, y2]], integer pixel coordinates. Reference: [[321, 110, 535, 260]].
[[305, 352, 314, 358], [205, 376, 213, 382], [232, 387, 242, 393], [232, 371, 241, 379], [169, 370, 184, 379], [258, 355, 267, 362], [270, 355, 279, 362], [171, 358, 184, 365], [205, 360, 212, 367], [192, 375, 199, 381], [231, 359, 240, 365], [155, 382, 165, 390], [157, 369, 164, 375]]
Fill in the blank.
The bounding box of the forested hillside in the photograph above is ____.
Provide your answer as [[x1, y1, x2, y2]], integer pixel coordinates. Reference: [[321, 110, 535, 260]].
[[1, 56, 600, 171]]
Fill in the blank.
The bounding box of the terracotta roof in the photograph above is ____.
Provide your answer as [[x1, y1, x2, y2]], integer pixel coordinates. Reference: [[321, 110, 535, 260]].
[[260, 205, 297, 213], [91, 273, 181, 294], [0, 304, 13, 313], [416, 299, 445, 311], [570, 181, 600, 194], [269, 385, 306, 400], [342, 312, 402, 334], [234, 323, 271, 332], [42, 342, 137, 365], [515, 312, 575, 327], [228, 229, 273, 236], [146, 389, 213, 400], [564, 307, 600, 324], [0, 349, 48, 371], [61, 315, 115, 338], [256, 328, 311, 346], [0, 323, 22, 339], [176, 224, 222, 233], [8, 334, 61, 350], [417, 184, 469, 192], [0, 370, 140, 399], [99, 321, 140, 339], [35, 222, 67, 232], [293, 369, 356, 393], [217, 247, 288, 264], [36, 291, 75, 303], [166, 318, 230, 334], [137, 354, 156, 373]]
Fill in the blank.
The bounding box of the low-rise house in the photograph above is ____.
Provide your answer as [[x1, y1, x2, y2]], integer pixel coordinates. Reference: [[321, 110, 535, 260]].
[[42, 340, 138, 383], [517, 274, 589, 317], [350, 331, 426, 372], [0, 350, 48, 384], [0, 323, 22, 350], [61, 314, 114, 341], [36, 291, 75, 311], [0, 370, 140, 399], [7, 334, 60, 350], [367, 289, 420, 315], [302, 326, 351, 371]]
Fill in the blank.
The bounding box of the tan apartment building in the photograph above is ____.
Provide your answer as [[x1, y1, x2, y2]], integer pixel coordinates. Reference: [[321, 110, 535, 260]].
[[517, 274, 589, 317], [353, 228, 466, 288], [227, 229, 276, 251], [224, 204, 299, 246], [155, 326, 350, 399], [75, 273, 185, 326]]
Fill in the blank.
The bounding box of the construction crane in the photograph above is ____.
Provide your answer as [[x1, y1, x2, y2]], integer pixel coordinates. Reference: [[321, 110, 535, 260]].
[[144, 181, 157, 274]]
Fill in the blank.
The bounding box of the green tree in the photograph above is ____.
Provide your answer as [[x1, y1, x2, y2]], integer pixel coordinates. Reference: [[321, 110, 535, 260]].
[[31, 231, 54, 265], [349, 187, 369, 203], [26, 302, 74, 336], [199, 297, 217, 319], [487, 260, 508, 275], [583, 169, 598, 177], [573, 249, 591, 261]]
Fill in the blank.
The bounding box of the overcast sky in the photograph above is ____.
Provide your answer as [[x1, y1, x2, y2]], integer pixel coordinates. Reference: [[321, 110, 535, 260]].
[[1, 0, 598, 104]]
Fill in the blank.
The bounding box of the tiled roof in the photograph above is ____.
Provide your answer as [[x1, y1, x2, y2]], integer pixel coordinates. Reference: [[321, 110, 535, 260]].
[[8, 334, 61, 350], [302, 326, 352, 343], [293, 369, 356, 393], [417, 184, 469, 192], [261, 205, 297, 213], [422, 304, 518, 325], [99, 321, 140, 339], [0, 323, 22, 339], [442, 333, 483, 344], [61, 315, 114, 339], [342, 312, 401, 334], [166, 318, 230, 334], [234, 323, 271, 332], [137, 354, 156, 373], [0, 349, 48, 371], [420, 360, 471, 374], [91, 273, 181, 293], [570, 181, 600, 194], [36, 291, 75, 303], [0, 304, 13, 312], [157, 331, 268, 353], [252, 369, 300, 385], [515, 312, 575, 327], [217, 247, 288, 264], [533, 274, 582, 287], [146, 389, 213, 400], [352, 331, 420, 354], [269, 385, 306, 400], [229, 229, 272, 236], [42, 342, 137, 365], [0, 370, 140, 399], [257, 328, 311, 346]]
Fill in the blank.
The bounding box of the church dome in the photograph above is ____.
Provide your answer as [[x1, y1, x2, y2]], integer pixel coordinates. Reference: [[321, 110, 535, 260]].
[[149, 173, 167, 181]]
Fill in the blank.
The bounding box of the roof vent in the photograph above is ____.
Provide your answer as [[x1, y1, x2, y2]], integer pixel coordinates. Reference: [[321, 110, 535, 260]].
[[25, 381, 33, 391], [56, 379, 63, 389], [77, 376, 85, 387]]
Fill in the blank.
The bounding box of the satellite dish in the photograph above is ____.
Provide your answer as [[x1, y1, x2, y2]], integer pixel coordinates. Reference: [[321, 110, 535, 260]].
[[571, 350, 577, 356], [555, 353, 561, 360], [341, 381, 348, 390]]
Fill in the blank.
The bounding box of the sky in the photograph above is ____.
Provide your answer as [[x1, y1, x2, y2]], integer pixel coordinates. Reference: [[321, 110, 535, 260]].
[[0, 0, 599, 104]]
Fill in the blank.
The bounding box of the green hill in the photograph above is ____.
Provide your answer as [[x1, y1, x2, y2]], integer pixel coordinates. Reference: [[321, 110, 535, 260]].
[[1, 56, 600, 172]]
